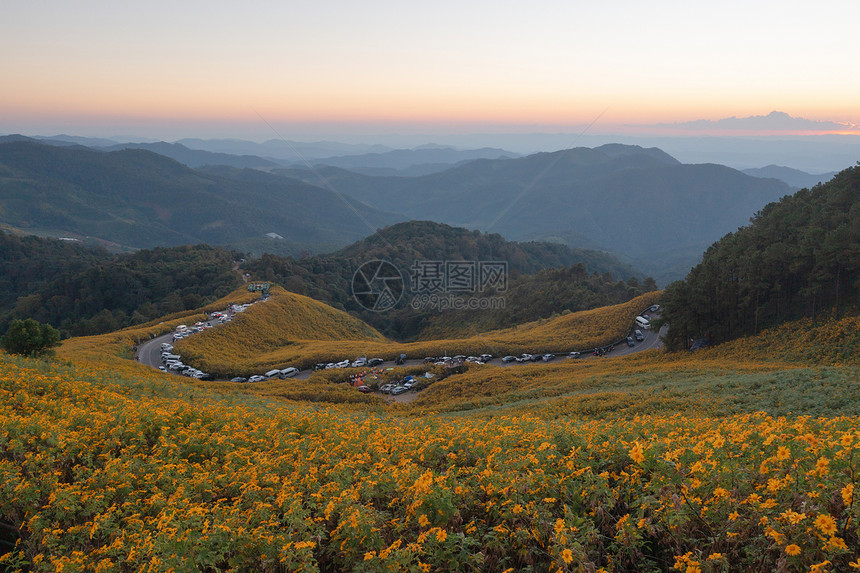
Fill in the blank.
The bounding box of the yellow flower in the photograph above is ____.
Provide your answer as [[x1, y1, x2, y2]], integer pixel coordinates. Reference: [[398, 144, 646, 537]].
[[841, 483, 853, 506], [776, 446, 791, 461], [363, 551, 375, 561], [785, 544, 801, 556], [814, 514, 837, 536], [435, 529, 447, 543], [418, 514, 430, 528], [707, 552, 723, 560], [629, 442, 645, 464], [561, 549, 573, 564]]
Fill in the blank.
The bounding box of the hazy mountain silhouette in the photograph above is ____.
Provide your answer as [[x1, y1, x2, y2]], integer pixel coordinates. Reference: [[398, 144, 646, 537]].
[[305, 146, 518, 174], [0, 140, 402, 251], [277, 144, 793, 284], [100, 141, 282, 169], [652, 110, 857, 132], [742, 165, 837, 189]]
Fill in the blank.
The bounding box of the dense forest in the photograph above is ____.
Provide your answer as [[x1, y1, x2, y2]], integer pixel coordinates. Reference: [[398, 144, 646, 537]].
[[660, 164, 859, 350], [1, 221, 656, 341], [241, 221, 657, 340], [0, 232, 243, 336]]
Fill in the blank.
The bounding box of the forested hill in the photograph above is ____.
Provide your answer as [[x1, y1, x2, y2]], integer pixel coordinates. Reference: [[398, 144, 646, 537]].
[[332, 220, 642, 277], [660, 164, 860, 350], [241, 221, 656, 340], [0, 231, 243, 336]]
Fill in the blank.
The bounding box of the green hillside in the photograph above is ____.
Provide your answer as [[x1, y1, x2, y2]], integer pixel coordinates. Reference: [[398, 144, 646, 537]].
[[660, 163, 860, 349], [0, 231, 243, 336]]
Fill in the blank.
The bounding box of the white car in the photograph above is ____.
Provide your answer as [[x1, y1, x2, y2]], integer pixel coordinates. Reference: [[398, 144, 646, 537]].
[[248, 375, 266, 383], [280, 367, 300, 378]]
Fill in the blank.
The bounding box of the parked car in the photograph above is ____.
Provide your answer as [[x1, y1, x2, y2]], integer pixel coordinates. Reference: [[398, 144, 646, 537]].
[[248, 375, 266, 383], [351, 357, 368, 368], [626, 336, 635, 347], [423, 357, 436, 363], [542, 353, 555, 361], [357, 385, 372, 393], [391, 386, 408, 395], [502, 355, 517, 362], [569, 351, 581, 359], [380, 384, 395, 394], [314, 363, 328, 371], [634, 329, 645, 341], [650, 304, 660, 312], [231, 377, 248, 383], [367, 358, 384, 367], [280, 367, 300, 378], [336, 360, 350, 368], [517, 354, 533, 363], [480, 354, 493, 362]]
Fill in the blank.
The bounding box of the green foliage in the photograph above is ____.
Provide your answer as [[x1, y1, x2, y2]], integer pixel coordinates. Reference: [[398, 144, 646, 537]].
[[0, 232, 243, 336], [661, 164, 860, 350], [0, 318, 60, 357], [242, 221, 657, 341]]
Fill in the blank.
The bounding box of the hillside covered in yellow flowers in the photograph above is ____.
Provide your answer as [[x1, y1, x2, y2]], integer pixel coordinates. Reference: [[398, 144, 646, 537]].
[[2, 283, 860, 571], [172, 286, 660, 377]]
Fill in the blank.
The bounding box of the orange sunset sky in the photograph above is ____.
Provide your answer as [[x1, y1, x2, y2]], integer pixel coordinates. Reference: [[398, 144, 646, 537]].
[[2, 0, 858, 140]]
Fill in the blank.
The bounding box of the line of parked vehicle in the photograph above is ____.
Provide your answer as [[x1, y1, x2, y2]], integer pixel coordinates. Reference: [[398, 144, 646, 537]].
[[158, 305, 254, 379], [157, 303, 660, 389], [312, 356, 391, 371]]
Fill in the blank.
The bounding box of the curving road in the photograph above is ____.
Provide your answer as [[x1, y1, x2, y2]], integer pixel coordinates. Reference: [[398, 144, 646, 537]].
[[138, 309, 666, 386]]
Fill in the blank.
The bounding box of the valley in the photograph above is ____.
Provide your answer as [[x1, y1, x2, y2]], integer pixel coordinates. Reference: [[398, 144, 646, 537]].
[[0, 138, 857, 572]]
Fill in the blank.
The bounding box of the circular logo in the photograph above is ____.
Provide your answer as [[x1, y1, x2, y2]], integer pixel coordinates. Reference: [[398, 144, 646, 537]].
[[351, 260, 404, 312]]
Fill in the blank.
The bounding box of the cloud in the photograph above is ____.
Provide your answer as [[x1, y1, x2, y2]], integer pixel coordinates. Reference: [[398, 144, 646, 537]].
[[643, 111, 857, 132]]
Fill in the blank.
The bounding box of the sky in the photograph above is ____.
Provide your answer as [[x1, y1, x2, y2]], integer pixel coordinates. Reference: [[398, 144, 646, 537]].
[[2, 0, 859, 141]]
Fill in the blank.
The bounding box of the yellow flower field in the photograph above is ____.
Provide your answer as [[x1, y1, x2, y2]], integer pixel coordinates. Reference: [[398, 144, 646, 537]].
[[2, 290, 859, 572]]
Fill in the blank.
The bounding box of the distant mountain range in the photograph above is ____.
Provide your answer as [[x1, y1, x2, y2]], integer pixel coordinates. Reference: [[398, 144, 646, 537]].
[[21, 134, 520, 175], [99, 141, 282, 169], [0, 138, 402, 252], [276, 144, 794, 284], [741, 165, 837, 189], [302, 146, 518, 176], [1, 136, 808, 284]]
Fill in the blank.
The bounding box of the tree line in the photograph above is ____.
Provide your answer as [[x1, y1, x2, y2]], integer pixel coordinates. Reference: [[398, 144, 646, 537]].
[[660, 164, 859, 350], [0, 234, 243, 337]]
